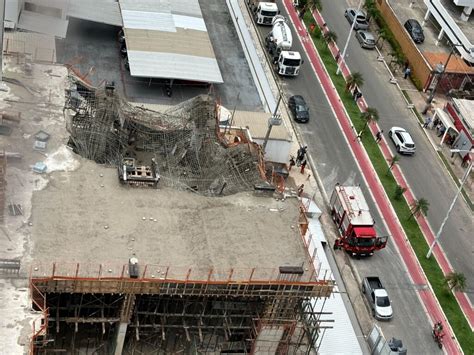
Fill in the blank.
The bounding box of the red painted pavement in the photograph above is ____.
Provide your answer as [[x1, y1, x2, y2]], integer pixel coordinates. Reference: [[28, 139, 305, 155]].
[[282, 1, 462, 353], [309, 6, 474, 331]]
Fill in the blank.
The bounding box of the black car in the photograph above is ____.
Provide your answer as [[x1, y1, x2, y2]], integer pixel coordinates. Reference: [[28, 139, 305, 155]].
[[288, 95, 310, 123], [404, 19, 424, 44]]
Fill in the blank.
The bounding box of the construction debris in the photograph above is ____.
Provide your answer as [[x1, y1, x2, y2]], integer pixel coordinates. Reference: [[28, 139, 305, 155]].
[[64, 74, 267, 196], [118, 157, 160, 188], [8, 203, 23, 216], [32, 162, 47, 174]]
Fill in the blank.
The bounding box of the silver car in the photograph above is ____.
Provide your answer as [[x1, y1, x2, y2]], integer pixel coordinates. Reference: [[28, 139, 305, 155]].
[[344, 8, 369, 30], [356, 30, 376, 49]]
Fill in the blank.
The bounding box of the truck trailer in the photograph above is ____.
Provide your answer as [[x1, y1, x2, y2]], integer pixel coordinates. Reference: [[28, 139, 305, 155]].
[[330, 184, 387, 256]]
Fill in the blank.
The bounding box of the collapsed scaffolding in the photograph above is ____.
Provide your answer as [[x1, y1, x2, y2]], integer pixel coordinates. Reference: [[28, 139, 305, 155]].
[[64, 75, 268, 196]]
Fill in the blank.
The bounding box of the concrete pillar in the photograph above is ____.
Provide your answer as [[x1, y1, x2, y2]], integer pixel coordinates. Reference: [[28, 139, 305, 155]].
[[461, 6, 472, 21], [422, 9, 430, 26], [113, 294, 136, 355], [114, 322, 128, 355], [435, 29, 444, 46]]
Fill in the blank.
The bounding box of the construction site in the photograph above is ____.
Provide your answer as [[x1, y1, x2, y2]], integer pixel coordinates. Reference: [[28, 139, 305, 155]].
[[0, 48, 336, 353], [30, 77, 335, 353]]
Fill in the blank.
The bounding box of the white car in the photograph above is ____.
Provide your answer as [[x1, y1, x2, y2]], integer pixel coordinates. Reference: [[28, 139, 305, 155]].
[[389, 127, 416, 155]]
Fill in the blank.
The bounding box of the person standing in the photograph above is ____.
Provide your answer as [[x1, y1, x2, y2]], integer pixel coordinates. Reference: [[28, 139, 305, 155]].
[[289, 156, 296, 171], [423, 116, 432, 128], [403, 67, 411, 79], [297, 184, 304, 197], [296, 146, 307, 165], [375, 130, 383, 143], [300, 160, 307, 174]]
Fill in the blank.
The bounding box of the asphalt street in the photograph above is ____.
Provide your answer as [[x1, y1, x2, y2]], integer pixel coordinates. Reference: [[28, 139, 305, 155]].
[[319, 0, 473, 301], [251, 1, 442, 352]]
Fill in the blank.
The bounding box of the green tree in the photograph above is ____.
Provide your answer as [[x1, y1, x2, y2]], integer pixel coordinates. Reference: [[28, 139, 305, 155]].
[[393, 185, 407, 200], [323, 30, 338, 43], [386, 156, 400, 175], [409, 198, 429, 219], [300, 0, 322, 11], [444, 272, 466, 292], [360, 107, 379, 135], [346, 72, 364, 91]]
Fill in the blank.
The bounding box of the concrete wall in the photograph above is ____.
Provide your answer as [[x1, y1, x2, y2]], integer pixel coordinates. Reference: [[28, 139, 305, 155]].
[[376, 0, 433, 89]]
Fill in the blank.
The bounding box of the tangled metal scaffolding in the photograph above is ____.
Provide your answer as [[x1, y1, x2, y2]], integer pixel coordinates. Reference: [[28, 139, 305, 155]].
[[64, 75, 266, 196]]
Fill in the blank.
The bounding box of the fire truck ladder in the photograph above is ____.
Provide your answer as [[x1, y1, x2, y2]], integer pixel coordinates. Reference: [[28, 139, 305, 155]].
[[338, 186, 355, 219]]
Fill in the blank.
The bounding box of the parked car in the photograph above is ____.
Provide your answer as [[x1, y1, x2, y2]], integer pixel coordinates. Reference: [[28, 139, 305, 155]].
[[404, 19, 424, 43], [362, 277, 393, 320], [344, 8, 369, 30], [288, 95, 310, 123], [355, 30, 376, 49], [389, 127, 416, 155]]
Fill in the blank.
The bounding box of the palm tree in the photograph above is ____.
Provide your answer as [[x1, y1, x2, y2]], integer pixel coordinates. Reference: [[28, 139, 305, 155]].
[[346, 72, 364, 91], [359, 107, 379, 136], [304, 0, 322, 11], [409, 198, 429, 219], [386, 155, 400, 175], [444, 272, 466, 292], [324, 30, 338, 43], [393, 185, 407, 200]]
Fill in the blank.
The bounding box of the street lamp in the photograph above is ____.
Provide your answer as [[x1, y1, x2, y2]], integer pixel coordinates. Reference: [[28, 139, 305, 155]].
[[336, 0, 364, 75], [422, 43, 462, 114], [262, 95, 282, 153], [426, 149, 472, 258]]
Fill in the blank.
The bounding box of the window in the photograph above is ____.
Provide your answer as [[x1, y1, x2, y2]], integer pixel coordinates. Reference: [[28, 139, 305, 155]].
[[376, 296, 390, 307], [357, 238, 375, 247]]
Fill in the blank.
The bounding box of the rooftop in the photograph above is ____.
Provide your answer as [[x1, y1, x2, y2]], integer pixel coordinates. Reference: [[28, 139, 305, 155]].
[[30, 160, 313, 279], [120, 0, 223, 83]]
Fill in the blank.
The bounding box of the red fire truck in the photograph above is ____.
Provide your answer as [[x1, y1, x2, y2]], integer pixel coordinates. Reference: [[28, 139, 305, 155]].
[[330, 184, 388, 256]]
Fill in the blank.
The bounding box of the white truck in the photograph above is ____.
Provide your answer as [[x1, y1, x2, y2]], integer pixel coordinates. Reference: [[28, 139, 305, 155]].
[[265, 16, 303, 77], [362, 277, 393, 320], [265, 15, 292, 57], [247, 1, 279, 25]]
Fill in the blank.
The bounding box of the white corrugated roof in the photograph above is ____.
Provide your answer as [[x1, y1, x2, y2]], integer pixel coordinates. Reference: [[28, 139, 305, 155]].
[[127, 51, 223, 83], [121, 10, 175, 31], [119, 0, 223, 83], [302, 198, 364, 355], [67, 0, 123, 27]]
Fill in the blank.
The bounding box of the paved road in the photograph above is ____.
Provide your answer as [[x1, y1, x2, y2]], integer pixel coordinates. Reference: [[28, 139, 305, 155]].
[[250, 1, 442, 352], [319, 0, 473, 302]]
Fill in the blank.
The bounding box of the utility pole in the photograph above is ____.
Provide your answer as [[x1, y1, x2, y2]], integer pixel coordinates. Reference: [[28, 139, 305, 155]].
[[336, 0, 363, 75], [426, 150, 472, 258], [422, 43, 462, 114], [0, 0, 5, 82], [262, 95, 282, 153]]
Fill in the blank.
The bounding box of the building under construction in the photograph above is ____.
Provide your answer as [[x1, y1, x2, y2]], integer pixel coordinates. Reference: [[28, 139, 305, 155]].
[[27, 77, 334, 354]]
